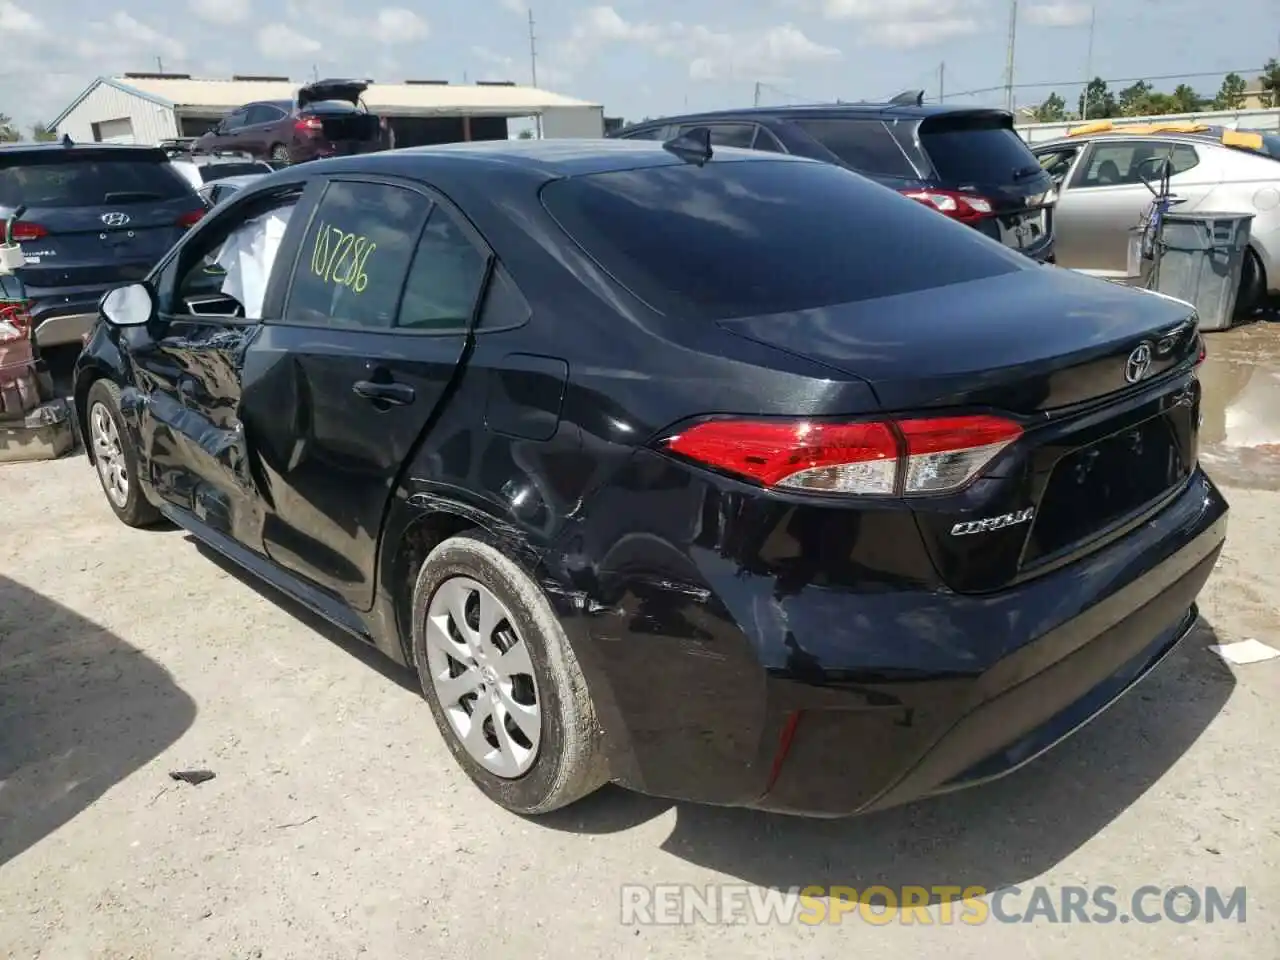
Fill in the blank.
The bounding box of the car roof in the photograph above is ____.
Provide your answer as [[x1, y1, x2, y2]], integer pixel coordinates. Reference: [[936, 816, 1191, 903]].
[[310, 137, 817, 180], [619, 102, 1011, 129], [0, 141, 168, 158]]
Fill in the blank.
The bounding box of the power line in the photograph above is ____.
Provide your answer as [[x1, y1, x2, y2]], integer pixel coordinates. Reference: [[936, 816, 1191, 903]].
[[932, 66, 1271, 102]]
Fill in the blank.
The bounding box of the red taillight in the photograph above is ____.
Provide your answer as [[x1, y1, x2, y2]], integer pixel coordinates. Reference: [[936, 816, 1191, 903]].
[[1196, 336, 1207, 365], [11, 222, 47, 242], [295, 116, 323, 134], [661, 414, 1023, 496], [177, 209, 205, 229], [899, 188, 994, 224]]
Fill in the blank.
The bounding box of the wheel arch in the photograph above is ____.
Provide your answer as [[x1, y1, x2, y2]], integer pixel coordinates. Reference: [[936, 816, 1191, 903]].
[[74, 364, 116, 465]]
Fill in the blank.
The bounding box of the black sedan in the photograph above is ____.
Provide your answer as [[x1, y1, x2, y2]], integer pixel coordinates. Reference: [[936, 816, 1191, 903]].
[[74, 138, 1227, 818]]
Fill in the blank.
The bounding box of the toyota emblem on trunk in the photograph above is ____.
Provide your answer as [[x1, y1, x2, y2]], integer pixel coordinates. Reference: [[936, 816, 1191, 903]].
[[100, 212, 130, 227], [1124, 342, 1153, 383]]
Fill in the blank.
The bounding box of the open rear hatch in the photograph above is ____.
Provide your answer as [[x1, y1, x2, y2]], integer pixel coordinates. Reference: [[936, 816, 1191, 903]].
[[719, 268, 1203, 593], [297, 78, 380, 146]]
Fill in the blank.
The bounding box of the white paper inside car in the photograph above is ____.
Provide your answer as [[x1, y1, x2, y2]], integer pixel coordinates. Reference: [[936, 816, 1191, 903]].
[[217, 206, 294, 319]]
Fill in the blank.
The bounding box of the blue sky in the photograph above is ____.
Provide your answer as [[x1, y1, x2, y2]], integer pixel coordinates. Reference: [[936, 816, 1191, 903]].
[[1, 0, 1276, 130]]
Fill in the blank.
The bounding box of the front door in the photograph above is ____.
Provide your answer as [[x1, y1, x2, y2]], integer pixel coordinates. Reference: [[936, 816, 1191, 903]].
[[1055, 138, 1208, 277], [128, 176, 321, 546], [239, 176, 490, 610]]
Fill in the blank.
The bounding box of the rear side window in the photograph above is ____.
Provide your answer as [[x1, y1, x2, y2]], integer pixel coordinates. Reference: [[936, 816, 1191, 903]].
[[200, 163, 269, 182], [0, 154, 193, 207], [791, 118, 915, 177], [541, 159, 1021, 321], [285, 180, 431, 329], [619, 126, 669, 141], [397, 206, 490, 332], [919, 114, 1041, 184]]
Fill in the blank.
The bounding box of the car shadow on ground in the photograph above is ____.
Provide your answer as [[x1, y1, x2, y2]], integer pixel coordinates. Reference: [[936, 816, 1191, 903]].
[[540, 619, 1235, 898], [0, 574, 197, 869], [185, 536, 421, 694]]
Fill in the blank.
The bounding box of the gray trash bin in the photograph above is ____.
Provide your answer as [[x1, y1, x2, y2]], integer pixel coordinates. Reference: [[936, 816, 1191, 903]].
[[1152, 211, 1254, 332]]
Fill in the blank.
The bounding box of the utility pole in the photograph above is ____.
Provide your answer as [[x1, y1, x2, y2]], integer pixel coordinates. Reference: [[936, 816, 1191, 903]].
[[1081, 4, 1096, 119], [1003, 0, 1018, 112], [938, 62, 945, 103], [528, 8, 542, 138], [156, 56, 164, 74], [754, 81, 761, 107]]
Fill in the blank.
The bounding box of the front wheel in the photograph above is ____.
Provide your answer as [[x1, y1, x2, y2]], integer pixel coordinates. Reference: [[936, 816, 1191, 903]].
[[86, 380, 160, 528], [269, 144, 291, 166], [410, 534, 609, 815]]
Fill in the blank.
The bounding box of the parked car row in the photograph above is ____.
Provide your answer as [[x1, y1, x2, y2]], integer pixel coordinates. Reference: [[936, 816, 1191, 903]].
[[65, 119, 1227, 821]]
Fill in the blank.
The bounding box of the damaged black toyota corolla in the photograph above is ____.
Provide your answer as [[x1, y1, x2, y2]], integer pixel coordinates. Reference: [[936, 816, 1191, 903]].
[[74, 136, 1228, 818]]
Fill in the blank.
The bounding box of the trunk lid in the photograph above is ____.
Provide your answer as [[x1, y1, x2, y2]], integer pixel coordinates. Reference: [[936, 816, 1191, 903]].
[[910, 110, 1057, 254], [297, 78, 368, 109], [718, 268, 1202, 593], [0, 147, 201, 289]]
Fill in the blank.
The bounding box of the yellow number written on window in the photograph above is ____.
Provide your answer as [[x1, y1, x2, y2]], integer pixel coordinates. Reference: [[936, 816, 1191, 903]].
[[309, 221, 377, 294]]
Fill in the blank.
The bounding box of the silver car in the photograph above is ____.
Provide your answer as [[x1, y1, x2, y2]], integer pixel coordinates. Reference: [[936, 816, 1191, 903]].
[[196, 173, 268, 208], [1031, 124, 1280, 318]]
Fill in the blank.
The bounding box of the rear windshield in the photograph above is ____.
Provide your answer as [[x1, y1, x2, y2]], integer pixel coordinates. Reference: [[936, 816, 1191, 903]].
[[200, 164, 268, 182], [541, 158, 1021, 321], [920, 115, 1042, 184], [0, 153, 192, 207]]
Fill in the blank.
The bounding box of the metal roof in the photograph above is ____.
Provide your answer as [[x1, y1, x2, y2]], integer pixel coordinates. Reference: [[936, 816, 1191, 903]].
[[53, 75, 599, 123]]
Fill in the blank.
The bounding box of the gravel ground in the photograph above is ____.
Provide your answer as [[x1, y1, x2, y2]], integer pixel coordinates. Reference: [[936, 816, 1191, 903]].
[[2, 369, 1280, 957]]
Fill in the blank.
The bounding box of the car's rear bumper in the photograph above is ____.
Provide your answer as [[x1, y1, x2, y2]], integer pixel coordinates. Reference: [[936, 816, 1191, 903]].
[[558, 468, 1227, 817], [26, 284, 107, 347]]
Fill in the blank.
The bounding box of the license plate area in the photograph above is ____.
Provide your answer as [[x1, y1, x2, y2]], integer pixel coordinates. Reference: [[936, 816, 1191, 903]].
[[1023, 411, 1193, 564], [998, 209, 1047, 250]]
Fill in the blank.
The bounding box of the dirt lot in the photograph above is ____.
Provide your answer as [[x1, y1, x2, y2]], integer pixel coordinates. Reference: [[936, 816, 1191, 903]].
[[3, 326, 1280, 958]]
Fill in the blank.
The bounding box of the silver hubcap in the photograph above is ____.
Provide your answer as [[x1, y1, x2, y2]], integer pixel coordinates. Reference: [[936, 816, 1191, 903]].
[[425, 577, 541, 778], [90, 402, 129, 508]]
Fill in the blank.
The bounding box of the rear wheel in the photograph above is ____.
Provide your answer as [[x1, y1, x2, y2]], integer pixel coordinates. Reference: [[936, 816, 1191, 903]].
[[86, 380, 160, 528], [1234, 248, 1265, 322], [410, 534, 609, 814], [269, 143, 291, 166]]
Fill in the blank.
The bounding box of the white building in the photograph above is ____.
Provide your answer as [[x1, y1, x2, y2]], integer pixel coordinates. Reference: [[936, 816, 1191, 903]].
[[49, 73, 605, 146]]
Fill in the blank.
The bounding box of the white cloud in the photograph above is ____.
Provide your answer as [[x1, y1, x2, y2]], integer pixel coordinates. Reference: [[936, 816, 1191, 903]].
[[371, 8, 429, 44], [190, 0, 251, 24], [819, 0, 978, 48], [257, 22, 322, 57], [74, 13, 187, 63], [499, 0, 527, 13], [1025, 2, 1092, 27], [0, 1, 43, 35], [863, 18, 979, 47], [548, 7, 839, 84]]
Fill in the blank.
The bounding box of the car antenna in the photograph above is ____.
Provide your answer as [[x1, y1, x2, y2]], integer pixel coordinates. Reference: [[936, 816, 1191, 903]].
[[661, 126, 713, 166], [888, 89, 925, 107], [61, 133, 74, 147]]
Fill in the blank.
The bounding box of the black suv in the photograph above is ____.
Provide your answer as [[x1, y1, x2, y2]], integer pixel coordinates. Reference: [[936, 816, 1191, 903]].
[[0, 140, 206, 348], [611, 92, 1057, 262]]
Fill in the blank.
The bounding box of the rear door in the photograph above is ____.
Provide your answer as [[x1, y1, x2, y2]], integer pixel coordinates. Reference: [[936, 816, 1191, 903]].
[[1057, 138, 1208, 276], [912, 111, 1056, 258], [241, 175, 489, 609], [0, 147, 205, 290]]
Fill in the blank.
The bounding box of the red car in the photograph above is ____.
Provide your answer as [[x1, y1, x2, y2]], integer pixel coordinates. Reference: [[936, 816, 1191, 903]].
[[193, 79, 383, 166]]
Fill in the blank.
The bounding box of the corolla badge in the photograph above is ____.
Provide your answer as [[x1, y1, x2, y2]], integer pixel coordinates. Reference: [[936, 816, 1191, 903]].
[[950, 508, 1035, 537], [1125, 342, 1154, 383], [100, 211, 130, 227]]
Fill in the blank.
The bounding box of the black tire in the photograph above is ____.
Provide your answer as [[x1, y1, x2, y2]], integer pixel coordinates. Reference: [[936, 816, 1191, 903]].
[[1234, 248, 1265, 322], [410, 533, 609, 814], [269, 144, 291, 166], [85, 379, 161, 528]]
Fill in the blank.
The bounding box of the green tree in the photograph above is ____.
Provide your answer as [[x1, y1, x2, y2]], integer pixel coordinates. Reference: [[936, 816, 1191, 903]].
[[1034, 92, 1067, 123], [1170, 84, 1203, 113], [517, 129, 534, 139], [1117, 80, 1153, 116], [0, 113, 21, 142], [1078, 77, 1116, 119], [31, 122, 56, 142], [1214, 72, 1249, 110], [1259, 58, 1280, 108]]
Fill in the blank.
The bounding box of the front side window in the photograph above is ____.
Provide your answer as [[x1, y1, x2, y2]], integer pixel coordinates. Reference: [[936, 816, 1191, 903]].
[[284, 180, 431, 329]]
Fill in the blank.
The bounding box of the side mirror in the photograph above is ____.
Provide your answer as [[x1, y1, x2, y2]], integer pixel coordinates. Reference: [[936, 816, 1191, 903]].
[[100, 283, 157, 327]]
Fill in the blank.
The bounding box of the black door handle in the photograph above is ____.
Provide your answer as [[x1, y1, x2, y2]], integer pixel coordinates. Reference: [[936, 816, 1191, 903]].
[[352, 380, 415, 406]]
